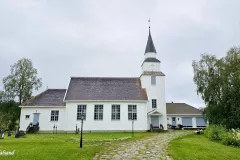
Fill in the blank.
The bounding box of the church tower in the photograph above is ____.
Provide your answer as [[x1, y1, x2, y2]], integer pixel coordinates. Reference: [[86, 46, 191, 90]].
[[140, 27, 167, 130]]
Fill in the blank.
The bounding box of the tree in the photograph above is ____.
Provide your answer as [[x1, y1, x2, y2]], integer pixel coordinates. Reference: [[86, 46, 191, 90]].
[[0, 101, 20, 130], [3, 58, 42, 104], [193, 47, 240, 129]]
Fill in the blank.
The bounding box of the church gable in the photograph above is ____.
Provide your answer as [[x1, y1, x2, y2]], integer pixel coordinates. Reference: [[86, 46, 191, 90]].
[[64, 77, 148, 101], [148, 109, 162, 115]]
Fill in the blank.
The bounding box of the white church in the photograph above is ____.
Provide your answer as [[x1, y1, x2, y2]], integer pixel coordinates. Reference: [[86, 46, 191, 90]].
[[19, 28, 206, 132]]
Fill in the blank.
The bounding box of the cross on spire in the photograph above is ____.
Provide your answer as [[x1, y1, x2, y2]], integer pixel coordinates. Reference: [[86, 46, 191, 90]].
[[145, 19, 156, 54], [148, 18, 151, 28]]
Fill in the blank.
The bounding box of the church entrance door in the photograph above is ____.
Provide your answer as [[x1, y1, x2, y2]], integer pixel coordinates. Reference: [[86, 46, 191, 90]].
[[151, 116, 159, 128]]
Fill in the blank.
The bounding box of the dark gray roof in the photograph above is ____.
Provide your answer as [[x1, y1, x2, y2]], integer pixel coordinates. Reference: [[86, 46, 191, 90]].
[[65, 77, 148, 101], [144, 58, 160, 63], [141, 71, 165, 76], [145, 29, 156, 54], [22, 89, 66, 106], [166, 103, 202, 114]]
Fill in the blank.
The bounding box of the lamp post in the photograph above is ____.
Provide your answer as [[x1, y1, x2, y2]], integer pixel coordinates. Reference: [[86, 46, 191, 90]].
[[132, 118, 134, 137], [76, 124, 78, 134], [53, 124, 55, 134], [80, 115, 84, 148]]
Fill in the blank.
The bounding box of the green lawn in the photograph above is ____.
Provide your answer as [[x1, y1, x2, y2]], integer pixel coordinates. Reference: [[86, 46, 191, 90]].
[[0, 132, 153, 160], [169, 134, 240, 160]]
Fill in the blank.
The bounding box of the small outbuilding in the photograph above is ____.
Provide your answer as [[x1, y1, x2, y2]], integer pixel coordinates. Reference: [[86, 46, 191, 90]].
[[166, 103, 206, 128]]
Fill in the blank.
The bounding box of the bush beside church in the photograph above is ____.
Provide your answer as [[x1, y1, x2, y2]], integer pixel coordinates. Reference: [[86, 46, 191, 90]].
[[204, 125, 240, 147]]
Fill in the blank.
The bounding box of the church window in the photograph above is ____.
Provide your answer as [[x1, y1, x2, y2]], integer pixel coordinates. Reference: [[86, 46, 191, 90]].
[[50, 110, 59, 121], [25, 115, 30, 119], [94, 105, 103, 120], [152, 99, 157, 108], [151, 76, 156, 85], [111, 105, 120, 120], [128, 105, 137, 120], [77, 105, 87, 120]]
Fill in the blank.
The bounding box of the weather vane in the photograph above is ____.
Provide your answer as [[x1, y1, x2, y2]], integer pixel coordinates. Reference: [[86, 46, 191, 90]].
[[148, 18, 151, 28]]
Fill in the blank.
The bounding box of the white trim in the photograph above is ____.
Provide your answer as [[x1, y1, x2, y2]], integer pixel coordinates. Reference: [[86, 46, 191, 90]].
[[63, 89, 68, 102], [148, 109, 162, 115], [19, 106, 65, 108], [167, 114, 202, 116], [149, 113, 162, 116], [64, 100, 148, 103]]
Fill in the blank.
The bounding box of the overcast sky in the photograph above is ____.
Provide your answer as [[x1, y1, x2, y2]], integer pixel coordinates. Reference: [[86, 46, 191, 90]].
[[1, 0, 240, 108]]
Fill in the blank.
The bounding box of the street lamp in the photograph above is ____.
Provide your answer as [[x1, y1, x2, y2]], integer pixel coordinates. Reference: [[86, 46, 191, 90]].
[[80, 115, 84, 148]]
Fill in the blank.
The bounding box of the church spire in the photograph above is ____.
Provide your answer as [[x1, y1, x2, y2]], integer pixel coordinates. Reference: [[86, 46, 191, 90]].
[[145, 27, 156, 54]]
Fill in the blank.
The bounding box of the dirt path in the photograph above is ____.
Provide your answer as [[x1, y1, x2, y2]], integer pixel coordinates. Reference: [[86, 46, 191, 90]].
[[94, 131, 191, 160]]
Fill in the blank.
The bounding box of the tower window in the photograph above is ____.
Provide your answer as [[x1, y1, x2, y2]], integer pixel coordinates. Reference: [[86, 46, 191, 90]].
[[151, 76, 156, 85], [152, 99, 157, 108]]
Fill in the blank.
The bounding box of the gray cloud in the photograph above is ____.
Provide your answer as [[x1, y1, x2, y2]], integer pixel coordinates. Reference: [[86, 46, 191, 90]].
[[1, 0, 240, 108]]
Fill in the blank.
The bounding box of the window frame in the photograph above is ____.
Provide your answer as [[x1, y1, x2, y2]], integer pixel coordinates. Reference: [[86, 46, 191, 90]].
[[111, 104, 120, 120], [94, 105, 104, 120], [77, 105, 87, 120], [50, 110, 59, 122], [128, 105, 137, 120], [152, 99, 157, 108]]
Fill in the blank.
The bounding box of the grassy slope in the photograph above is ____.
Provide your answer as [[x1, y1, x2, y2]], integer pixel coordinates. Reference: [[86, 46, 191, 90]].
[[0, 132, 153, 160], [169, 134, 240, 160]]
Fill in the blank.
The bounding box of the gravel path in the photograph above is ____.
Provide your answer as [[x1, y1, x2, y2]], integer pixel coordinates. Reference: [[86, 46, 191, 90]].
[[94, 131, 191, 160]]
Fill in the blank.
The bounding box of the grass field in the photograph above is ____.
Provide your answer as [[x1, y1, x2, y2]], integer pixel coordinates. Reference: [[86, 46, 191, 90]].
[[169, 134, 240, 160], [0, 132, 153, 160]]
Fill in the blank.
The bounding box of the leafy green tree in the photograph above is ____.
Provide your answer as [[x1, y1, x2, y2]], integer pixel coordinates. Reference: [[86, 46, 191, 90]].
[[0, 101, 20, 130], [193, 47, 240, 129], [3, 58, 42, 104]]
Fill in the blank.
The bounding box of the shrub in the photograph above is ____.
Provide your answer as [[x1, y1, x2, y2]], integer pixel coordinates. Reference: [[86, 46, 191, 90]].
[[221, 132, 235, 146], [204, 125, 226, 141], [205, 125, 240, 147]]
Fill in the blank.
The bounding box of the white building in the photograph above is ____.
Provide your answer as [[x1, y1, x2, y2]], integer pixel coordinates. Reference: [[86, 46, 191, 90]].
[[19, 28, 205, 132]]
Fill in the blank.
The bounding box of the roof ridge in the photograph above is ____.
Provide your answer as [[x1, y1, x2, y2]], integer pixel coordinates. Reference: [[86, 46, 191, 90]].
[[46, 88, 66, 90], [166, 102, 185, 104], [70, 77, 139, 79]]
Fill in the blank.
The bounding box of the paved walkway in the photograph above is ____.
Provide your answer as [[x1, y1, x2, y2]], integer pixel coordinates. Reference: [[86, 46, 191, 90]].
[[94, 131, 191, 160]]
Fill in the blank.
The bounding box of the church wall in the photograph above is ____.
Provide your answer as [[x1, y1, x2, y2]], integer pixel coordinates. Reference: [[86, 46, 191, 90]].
[[19, 107, 66, 131], [65, 101, 148, 132], [144, 52, 156, 59]]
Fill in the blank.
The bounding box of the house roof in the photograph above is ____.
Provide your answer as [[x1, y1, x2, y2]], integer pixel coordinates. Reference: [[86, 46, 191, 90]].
[[22, 89, 66, 106], [64, 77, 148, 101], [145, 28, 156, 54], [166, 103, 202, 115]]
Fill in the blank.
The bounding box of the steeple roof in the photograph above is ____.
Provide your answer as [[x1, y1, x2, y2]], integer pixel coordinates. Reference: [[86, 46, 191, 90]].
[[145, 28, 156, 54]]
